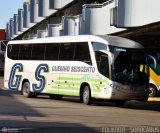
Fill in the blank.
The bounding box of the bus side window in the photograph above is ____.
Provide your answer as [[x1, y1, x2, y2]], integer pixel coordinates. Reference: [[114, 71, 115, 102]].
[[59, 43, 75, 61], [45, 43, 60, 60], [7, 44, 20, 60], [19, 44, 32, 60], [31, 44, 45, 60], [95, 51, 109, 78], [74, 42, 92, 65]]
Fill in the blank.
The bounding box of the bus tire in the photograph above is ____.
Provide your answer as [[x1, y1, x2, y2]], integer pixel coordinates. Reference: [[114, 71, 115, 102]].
[[83, 86, 92, 105], [22, 81, 37, 98], [149, 84, 157, 97]]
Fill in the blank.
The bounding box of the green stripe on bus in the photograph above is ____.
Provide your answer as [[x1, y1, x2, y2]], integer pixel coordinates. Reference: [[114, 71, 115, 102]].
[[58, 76, 107, 82], [59, 86, 79, 90], [92, 89, 101, 93], [55, 81, 74, 85], [51, 86, 79, 90], [51, 86, 59, 89], [46, 90, 59, 94], [58, 77, 73, 80], [58, 91, 75, 96]]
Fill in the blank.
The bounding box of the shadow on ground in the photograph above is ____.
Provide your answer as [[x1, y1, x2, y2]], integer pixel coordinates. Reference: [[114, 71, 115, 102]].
[[61, 96, 160, 112], [0, 89, 98, 133], [0, 88, 45, 117], [1, 87, 160, 114], [0, 121, 98, 133]]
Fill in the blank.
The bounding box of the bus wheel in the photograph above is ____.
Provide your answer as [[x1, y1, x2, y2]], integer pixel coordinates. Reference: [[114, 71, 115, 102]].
[[149, 84, 157, 97], [49, 94, 63, 100], [115, 100, 125, 107], [22, 81, 37, 98], [83, 86, 92, 105]]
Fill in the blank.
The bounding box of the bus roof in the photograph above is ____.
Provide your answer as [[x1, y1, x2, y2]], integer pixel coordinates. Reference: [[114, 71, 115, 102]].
[[8, 35, 143, 49], [101, 35, 143, 49]]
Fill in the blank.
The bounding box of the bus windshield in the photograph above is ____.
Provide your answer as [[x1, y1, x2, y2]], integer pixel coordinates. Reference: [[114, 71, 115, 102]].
[[110, 46, 149, 85]]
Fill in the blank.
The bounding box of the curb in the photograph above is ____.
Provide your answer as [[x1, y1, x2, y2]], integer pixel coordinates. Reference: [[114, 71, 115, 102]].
[[0, 87, 7, 90], [148, 97, 160, 101]]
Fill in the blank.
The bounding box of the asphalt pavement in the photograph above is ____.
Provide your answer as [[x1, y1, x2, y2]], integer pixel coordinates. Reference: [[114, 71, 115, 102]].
[[1, 74, 160, 133]]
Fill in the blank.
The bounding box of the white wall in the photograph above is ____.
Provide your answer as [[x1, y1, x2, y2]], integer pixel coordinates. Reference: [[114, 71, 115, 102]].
[[38, 0, 57, 17], [6, 23, 10, 40], [37, 30, 47, 38], [18, 9, 23, 33], [13, 14, 18, 35], [116, 0, 160, 27], [30, 0, 44, 23], [48, 24, 62, 37], [63, 16, 80, 36], [82, 0, 125, 35], [9, 19, 14, 38], [50, 0, 74, 9], [23, 2, 35, 28]]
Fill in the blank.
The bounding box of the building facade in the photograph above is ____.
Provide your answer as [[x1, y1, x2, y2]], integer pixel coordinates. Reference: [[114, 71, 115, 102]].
[[5, 0, 160, 47]]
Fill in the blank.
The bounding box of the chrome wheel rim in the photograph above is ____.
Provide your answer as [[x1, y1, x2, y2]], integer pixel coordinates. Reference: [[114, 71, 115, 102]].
[[83, 89, 89, 103], [23, 83, 30, 96]]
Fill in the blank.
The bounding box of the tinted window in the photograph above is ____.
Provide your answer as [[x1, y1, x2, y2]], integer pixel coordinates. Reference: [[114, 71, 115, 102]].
[[1, 43, 6, 51], [92, 42, 107, 51], [95, 51, 109, 78], [7, 44, 19, 60], [74, 42, 91, 65], [59, 43, 75, 60], [31, 44, 45, 60], [45, 43, 60, 60], [19, 44, 32, 60], [1, 41, 8, 51]]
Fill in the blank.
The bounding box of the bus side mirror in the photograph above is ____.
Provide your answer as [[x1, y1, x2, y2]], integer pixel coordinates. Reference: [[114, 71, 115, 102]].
[[148, 54, 157, 68]]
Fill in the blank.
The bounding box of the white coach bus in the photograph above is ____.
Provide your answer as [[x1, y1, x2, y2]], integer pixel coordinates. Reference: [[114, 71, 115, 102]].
[[4, 35, 151, 106]]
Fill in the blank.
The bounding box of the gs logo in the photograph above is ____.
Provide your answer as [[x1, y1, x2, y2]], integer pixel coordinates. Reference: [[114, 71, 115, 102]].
[[8, 63, 49, 93]]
